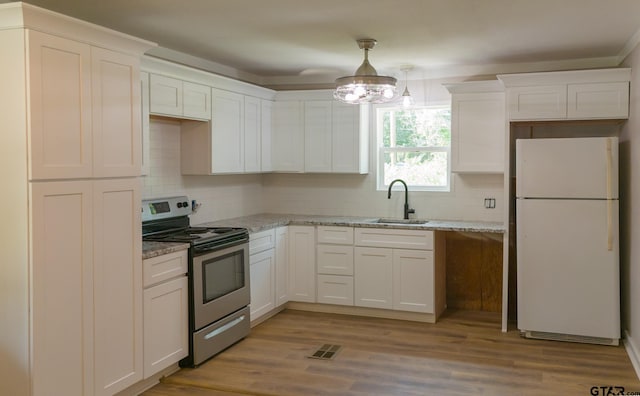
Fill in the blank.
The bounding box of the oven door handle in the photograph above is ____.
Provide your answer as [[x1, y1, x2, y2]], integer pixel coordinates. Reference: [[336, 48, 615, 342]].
[[204, 315, 246, 340]]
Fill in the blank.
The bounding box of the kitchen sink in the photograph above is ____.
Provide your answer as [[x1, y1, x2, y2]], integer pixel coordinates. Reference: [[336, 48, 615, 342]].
[[374, 218, 429, 225]]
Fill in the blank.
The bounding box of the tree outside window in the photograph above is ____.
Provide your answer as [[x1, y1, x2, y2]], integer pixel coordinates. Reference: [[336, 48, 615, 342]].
[[377, 105, 451, 191]]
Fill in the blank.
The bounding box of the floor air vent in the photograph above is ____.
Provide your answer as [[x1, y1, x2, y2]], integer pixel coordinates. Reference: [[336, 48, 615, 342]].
[[308, 344, 342, 360]]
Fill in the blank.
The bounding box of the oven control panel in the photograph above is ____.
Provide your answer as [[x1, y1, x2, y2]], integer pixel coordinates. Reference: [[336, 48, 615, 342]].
[[142, 196, 192, 222]]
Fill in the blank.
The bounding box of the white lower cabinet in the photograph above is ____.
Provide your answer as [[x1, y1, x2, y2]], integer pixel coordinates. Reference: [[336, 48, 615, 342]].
[[275, 227, 289, 307], [317, 274, 354, 306], [142, 250, 188, 379], [354, 228, 435, 314], [288, 225, 316, 302], [30, 178, 143, 396], [392, 249, 434, 313], [316, 226, 354, 306], [354, 247, 393, 309], [249, 248, 276, 320], [249, 227, 289, 323]]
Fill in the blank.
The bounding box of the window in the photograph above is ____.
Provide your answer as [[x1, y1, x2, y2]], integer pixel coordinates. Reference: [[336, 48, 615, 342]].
[[377, 105, 451, 191]]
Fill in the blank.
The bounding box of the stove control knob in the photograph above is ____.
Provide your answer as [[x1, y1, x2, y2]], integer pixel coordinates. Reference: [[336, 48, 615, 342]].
[[177, 202, 183, 208], [182, 201, 189, 208]]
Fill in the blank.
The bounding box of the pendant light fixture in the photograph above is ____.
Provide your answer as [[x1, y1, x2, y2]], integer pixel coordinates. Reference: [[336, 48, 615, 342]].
[[401, 66, 414, 107], [334, 38, 397, 104]]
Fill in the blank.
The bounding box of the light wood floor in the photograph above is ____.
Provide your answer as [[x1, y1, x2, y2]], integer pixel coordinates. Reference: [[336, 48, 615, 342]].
[[143, 309, 640, 396]]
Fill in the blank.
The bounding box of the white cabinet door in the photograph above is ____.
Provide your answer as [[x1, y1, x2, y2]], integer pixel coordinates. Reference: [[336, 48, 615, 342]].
[[567, 82, 629, 119], [250, 249, 276, 321], [272, 101, 304, 172], [354, 247, 393, 309], [507, 85, 567, 120], [140, 71, 150, 176], [211, 88, 245, 173], [332, 102, 363, 173], [304, 101, 332, 172], [275, 226, 289, 306], [244, 96, 262, 172], [250, 229, 276, 255], [451, 91, 505, 173], [149, 74, 182, 117], [288, 225, 316, 302], [91, 47, 141, 178], [183, 81, 211, 120], [93, 178, 142, 396], [392, 249, 434, 313], [30, 181, 93, 396], [317, 274, 354, 306], [143, 276, 188, 378], [27, 30, 92, 180], [261, 100, 273, 172]]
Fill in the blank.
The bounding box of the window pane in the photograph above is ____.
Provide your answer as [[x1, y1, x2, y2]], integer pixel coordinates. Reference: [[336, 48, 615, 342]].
[[382, 108, 451, 148], [383, 150, 449, 187]]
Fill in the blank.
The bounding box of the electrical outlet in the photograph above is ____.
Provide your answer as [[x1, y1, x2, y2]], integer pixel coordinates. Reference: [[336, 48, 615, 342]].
[[484, 198, 496, 209]]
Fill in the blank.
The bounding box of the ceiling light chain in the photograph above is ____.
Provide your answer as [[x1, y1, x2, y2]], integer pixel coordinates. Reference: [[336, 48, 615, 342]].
[[334, 38, 397, 104]]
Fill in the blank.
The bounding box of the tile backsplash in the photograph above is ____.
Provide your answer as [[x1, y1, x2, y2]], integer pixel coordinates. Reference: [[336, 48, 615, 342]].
[[144, 117, 504, 224]]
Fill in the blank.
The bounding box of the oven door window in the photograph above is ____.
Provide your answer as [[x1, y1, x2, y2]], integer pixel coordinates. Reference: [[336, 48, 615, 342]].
[[202, 250, 245, 303]]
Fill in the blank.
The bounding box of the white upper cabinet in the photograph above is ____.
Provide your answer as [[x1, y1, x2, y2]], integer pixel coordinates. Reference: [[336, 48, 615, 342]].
[[91, 47, 141, 178], [140, 71, 151, 176], [446, 81, 505, 174], [332, 102, 368, 174], [149, 74, 211, 121], [498, 68, 631, 121], [27, 29, 145, 180], [27, 31, 92, 180], [272, 100, 304, 172], [211, 88, 244, 173], [244, 95, 262, 173], [273, 90, 368, 174], [304, 101, 333, 172], [261, 100, 274, 172]]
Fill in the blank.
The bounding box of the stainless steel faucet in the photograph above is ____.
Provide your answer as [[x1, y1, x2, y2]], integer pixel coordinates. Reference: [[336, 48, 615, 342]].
[[387, 179, 415, 219]]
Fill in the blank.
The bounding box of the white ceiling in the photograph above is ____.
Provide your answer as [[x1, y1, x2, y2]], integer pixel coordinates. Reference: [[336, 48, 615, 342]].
[[8, 0, 640, 88]]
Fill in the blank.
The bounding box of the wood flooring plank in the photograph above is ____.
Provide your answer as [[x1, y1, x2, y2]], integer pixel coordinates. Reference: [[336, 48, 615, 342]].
[[143, 309, 640, 396]]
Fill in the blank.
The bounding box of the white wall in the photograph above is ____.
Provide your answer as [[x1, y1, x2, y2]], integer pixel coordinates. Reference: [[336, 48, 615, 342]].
[[143, 77, 505, 225], [621, 46, 640, 373]]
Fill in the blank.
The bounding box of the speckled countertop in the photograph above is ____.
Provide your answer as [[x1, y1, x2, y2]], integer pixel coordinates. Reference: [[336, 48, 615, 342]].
[[142, 241, 189, 260], [143, 214, 505, 259], [196, 213, 506, 234]]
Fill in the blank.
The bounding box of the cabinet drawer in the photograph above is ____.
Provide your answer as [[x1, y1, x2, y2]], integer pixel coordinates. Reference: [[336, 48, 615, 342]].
[[317, 274, 354, 306], [143, 250, 188, 288], [355, 228, 433, 250], [317, 226, 354, 244], [250, 229, 276, 255], [317, 244, 354, 275]]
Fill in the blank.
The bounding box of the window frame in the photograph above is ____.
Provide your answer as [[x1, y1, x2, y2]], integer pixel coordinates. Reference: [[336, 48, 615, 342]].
[[375, 103, 452, 192]]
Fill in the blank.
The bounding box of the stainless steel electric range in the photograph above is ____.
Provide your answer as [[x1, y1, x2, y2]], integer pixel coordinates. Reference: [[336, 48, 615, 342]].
[[142, 196, 250, 367]]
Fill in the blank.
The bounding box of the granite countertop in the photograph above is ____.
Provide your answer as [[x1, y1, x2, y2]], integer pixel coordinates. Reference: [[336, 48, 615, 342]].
[[143, 214, 504, 259], [196, 213, 506, 234], [142, 241, 190, 260]]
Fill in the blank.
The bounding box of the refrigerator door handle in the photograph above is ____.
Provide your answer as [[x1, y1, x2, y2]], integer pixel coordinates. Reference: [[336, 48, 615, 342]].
[[606, 138, 613, 251]]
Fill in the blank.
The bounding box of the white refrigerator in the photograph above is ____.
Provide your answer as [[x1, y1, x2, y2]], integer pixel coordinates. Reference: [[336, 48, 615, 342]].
[[516, 137, 620, 345]]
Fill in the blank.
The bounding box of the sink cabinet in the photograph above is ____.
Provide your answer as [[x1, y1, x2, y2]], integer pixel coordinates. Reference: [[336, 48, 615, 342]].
[[354, 228, 441, 315]]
